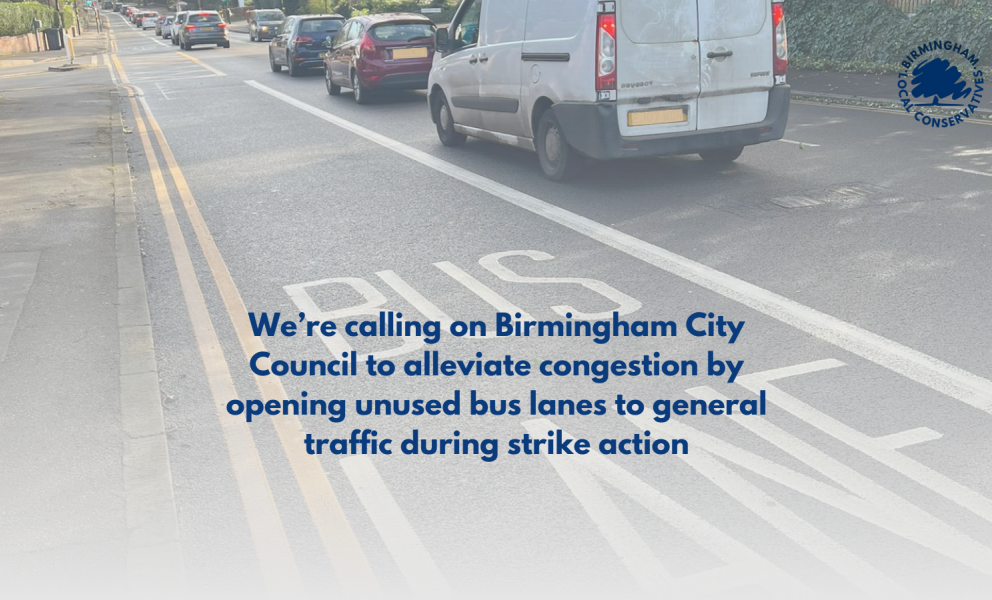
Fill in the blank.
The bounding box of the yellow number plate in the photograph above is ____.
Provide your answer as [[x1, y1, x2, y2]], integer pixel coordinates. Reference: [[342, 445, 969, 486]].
[[392, 47, 428, 60], [627, 108, 688, 127]]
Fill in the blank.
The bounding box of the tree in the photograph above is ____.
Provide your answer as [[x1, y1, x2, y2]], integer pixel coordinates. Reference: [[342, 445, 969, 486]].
[[911, 58, 973, 107]]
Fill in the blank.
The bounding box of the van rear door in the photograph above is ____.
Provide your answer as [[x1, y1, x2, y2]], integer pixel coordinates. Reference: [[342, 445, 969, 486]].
[[697, 0, 773, 130], [616, 0, 700, 138]]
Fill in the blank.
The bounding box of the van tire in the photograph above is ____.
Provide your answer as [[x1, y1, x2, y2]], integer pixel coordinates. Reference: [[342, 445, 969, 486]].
[[433, 93, 466, 147], [536, 109, 580, 181], [699, 146, 744, 164]]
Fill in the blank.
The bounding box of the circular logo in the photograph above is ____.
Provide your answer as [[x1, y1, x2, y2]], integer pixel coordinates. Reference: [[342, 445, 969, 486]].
[[898, 41, 984, 128]]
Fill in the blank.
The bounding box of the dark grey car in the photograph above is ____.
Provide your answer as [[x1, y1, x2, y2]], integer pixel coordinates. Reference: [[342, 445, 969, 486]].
[[249, 9, 285, 42], [176, 11, 230, 50]]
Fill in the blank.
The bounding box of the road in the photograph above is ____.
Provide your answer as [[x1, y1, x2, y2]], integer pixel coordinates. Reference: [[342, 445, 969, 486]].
[[102, 14, 992, 600]]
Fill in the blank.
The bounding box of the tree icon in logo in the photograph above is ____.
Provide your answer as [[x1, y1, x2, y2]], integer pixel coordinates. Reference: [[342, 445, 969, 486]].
[[911, 58, 973, 107]]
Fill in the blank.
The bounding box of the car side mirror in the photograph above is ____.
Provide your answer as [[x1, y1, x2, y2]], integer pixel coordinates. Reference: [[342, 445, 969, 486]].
[[435, 27, 449, 54]]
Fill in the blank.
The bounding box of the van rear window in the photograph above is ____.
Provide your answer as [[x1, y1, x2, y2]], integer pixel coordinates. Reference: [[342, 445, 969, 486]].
[[369, 23, 434, 43]]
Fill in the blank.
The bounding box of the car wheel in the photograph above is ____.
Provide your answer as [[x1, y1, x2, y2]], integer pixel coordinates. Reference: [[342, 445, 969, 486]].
[[698, 146, 745, 164], [433, 92, 466, 147], [171, 35, 177, 45], [326, 67, 340, 96], [287, 54, 298, 77], [269, 50, 281, 72], [222, 42, 230, 48], [249, 29, 255, 41], [352, 72, 368, 105], [536, 109, 580, 182]]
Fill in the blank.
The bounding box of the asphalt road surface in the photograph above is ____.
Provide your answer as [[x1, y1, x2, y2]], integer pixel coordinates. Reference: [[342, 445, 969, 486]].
[[102, 14, 992, 600]]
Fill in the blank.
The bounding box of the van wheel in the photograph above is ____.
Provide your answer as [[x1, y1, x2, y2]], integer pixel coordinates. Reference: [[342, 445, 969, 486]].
[[536, 109, 580, 181], [699, 146, 744, 164], [433, 93, 466, 147]]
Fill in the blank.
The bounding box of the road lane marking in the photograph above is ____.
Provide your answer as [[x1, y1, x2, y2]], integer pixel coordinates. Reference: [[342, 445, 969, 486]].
[[245, 79, 992, 421], [340, 457, 452, 598], [777, 139, 821, 147], [177, 52, 226, 76], [875, 427, 942, 449], [939, 165, 992, 178], [127, 82, 380, 595], [114, 56, 305, 595]]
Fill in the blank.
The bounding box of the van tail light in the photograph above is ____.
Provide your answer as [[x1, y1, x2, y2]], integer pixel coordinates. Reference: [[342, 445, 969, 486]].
[[596, 11, 617, 98], [360, 33, 377, 59], [772, 1, 788, 80], [293, 36, 313, 46]]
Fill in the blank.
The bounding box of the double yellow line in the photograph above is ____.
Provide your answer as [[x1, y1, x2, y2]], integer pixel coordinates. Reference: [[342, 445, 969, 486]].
[[110, 53, 379, 597]]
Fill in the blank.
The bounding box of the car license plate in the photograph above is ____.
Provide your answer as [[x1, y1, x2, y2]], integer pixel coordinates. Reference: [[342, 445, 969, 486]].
[[200, 26, 214, 31], [627, 107, 687, 127], [392, 47, 428, 60]]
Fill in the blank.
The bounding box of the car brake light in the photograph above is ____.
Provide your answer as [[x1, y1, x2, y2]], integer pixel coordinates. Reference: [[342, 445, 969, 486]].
[[360, 33, 377, 59], [596, 11, 617, 99], [293, 36, 313, 46], [772, 1, 788, 80], [217, 23, 227, 28], [198, 12, 210, 16], [185, 24, 195, 30]]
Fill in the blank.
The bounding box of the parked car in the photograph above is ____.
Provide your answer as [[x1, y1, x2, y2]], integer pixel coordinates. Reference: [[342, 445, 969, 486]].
[[428, 0, 792, 180], [121, 5, 131, 16], [170, 11, 189, 45], [269, 14, 345, 77], [247, 9, 285, 42], [102, 2, 114, 10], [176, 11, 230, 50], [154, 14, 169, 36], [160, 15, 175, 38], [323, 14, 435, 104], [137, 12, 159, 29]]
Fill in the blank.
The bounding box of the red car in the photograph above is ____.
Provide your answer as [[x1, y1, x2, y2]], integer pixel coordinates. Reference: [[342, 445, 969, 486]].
[[323, 13, 436, 105]]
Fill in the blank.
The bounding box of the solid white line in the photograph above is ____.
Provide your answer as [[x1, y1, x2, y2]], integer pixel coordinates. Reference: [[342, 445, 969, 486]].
[[434, 261, 535, 322], [340, 457, 452, 598], [243, 79, 992, 420], [939, 165, 992, 178], [778, 139, 821, 147]]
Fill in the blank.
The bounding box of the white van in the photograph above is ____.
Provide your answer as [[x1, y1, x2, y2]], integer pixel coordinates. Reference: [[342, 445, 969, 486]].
[[427, 0, 791, 180]]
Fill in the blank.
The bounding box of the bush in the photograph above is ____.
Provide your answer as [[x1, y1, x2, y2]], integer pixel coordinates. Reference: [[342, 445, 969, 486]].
[[0, 1, 59, 38], [785, 0, 992, 72]]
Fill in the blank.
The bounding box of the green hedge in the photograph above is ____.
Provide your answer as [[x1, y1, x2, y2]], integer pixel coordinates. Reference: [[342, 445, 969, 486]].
[[294, 0, 457, 22], [785, 0, 992, 72], [0, 1, 62, 38]]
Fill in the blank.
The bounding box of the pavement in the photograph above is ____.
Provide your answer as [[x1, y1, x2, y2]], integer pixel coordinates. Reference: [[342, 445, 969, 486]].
[[3, 13, 992, 600], [0, 22, 182, 600]]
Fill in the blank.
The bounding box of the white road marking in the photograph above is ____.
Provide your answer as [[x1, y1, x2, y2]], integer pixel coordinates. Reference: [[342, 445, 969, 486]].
[[434, 261, 536, 321], [521, 419, 813, 597], [629, 381, 992, 578], [875, 427, 943, 449], [340, 457, 452, 598], [376, 270, 456, 331], [778, 139, 821, 147], [155, 82, 173, 100], [736, 360, 992, 522], [244, 80, 992, 415], [939, 165, 992, 178]]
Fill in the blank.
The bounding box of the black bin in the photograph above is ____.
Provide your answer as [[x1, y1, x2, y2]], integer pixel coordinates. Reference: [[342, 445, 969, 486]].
[[44, 28, 62, 51]]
